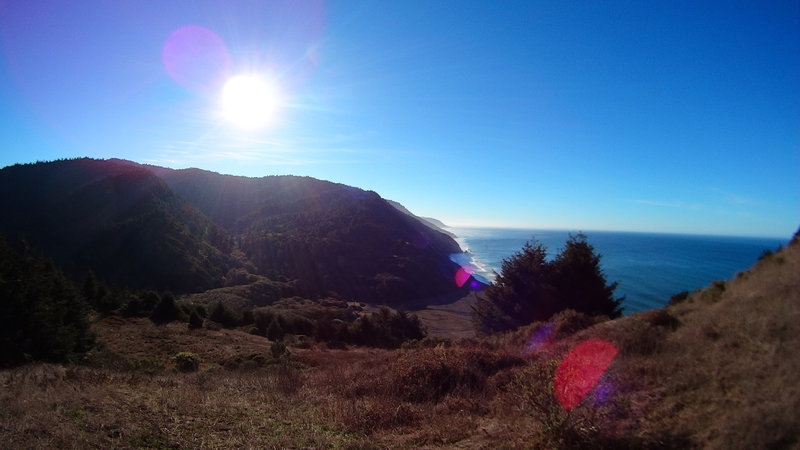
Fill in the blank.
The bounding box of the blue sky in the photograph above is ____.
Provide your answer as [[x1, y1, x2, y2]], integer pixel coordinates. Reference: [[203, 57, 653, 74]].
[[0, 1, 797, 238]]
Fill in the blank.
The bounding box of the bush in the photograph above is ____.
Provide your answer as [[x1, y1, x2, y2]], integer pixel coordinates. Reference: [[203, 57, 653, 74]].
[[270, 340, 290, 359], [668, 290, 690, 306], [473, 233, 622, 334], [349, 307, 426, 348], [149, 292, 178, 324], [173, 352, 200, 372], [390, 346, 524, 402], [209, 301, 240, 328], [253, 307, 314, 338]]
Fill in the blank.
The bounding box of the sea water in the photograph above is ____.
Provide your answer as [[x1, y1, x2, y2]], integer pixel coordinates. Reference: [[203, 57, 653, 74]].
[[449, 227, 787, 314]]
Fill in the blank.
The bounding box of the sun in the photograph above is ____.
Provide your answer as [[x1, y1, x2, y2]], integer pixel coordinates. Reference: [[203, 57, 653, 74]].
[[220, 74, 281, 129]]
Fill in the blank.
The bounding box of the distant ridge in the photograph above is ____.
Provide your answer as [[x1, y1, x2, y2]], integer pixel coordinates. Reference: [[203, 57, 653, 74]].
[[386, 199, 458, 241], [0, 158, 469, 305]]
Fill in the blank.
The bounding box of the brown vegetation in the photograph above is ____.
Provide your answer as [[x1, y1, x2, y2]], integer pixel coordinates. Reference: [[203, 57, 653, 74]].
[[1, 234, 798, 448]]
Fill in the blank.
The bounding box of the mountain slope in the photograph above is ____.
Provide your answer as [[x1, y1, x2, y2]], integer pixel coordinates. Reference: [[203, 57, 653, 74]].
[[150, 166, 465, 304], [0, 158, 467, 304], [0, 158, 232, 293]]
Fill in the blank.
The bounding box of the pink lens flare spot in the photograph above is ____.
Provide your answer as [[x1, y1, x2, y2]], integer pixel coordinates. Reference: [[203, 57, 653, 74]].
[[554, 339, 619, 411], [454, 266, 473, 288], [525, 323, 555, 355], [162, 25, 231, 91]]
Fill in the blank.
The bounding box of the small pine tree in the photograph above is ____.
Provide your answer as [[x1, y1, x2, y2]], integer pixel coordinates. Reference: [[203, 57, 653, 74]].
[[139, 291, 160, 314], [188, 310, 204, 330], [266, 317, 285, 341], [209, 301, 239, 328], [150, 291, 178, 324], [82, 270, 97, 302]]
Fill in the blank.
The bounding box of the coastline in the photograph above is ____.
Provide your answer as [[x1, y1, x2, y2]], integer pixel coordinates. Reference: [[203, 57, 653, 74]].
[[445, 226, 787, 314]]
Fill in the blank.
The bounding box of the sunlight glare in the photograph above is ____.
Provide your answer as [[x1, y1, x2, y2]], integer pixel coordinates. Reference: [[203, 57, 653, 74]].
[[220, 74, 280, 130]]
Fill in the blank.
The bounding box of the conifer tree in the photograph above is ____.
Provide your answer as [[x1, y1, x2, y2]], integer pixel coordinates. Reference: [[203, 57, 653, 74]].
[[150, 291, 178, 324], [188, 309, 204, 330], [472, 233, 621, 334], [0, 237, 94, 366]]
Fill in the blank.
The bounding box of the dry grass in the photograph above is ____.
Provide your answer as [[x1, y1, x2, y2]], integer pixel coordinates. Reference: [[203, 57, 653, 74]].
[[560, 237, 800, 449], [2, 239, 798, 448]]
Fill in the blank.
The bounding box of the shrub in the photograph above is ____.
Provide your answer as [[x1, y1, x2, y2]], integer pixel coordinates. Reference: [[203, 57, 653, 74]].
[[209, 301, 240, 328], [173, 352, 200, 372], [668, 290, 690, 306], [390, 347, 524, 402], [349, 307, 426, 348], [270, 340, 290, 359]]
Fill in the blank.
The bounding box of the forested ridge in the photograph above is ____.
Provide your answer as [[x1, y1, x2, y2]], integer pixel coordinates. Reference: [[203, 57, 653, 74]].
[[0, 158, 466, 303]]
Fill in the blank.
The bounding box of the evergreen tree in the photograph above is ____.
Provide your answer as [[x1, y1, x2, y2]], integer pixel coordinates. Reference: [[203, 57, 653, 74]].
[[188, 309, 204, 330], [209, 301, 239, 328], [472, 233, 621, 334], [472, 241, 555, 334], [550, 234, 622, 318], [82, 270, 98, 302], [149, 291, 178, 324], [266, 317, 285, 341], [0, 237, 94, 366]]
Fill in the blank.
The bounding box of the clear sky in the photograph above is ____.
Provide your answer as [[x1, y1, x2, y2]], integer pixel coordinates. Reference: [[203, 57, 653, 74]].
[[0, 1, 797, 238]]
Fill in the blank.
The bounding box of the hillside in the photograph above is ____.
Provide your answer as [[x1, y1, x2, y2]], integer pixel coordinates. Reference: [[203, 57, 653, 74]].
[[151, 165, 465, 304], [0, 158, 468, 304], [612, 231, 800, 447], [0, 158, 232, 293], [0, 229, 795, 447]]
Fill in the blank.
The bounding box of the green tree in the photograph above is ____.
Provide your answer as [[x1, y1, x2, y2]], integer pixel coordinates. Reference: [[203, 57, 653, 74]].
[[472, 241, 555, 334], [0, 237, 94, 366], [209, 301, 239, 328], [188, 309, 204, 330], [266, 317, 285, 341], [149, 291, 178, 324], [472, 234, 621, 334], [550, 234, 622, 318]]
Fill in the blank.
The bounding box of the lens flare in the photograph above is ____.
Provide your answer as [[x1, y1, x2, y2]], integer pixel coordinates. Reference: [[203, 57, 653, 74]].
[[525, 323, 555, 354], [449, 252, 489, 289], [554, 339, 618, 410], [162, 26, 231, 91], [454, 266, 473, 287]]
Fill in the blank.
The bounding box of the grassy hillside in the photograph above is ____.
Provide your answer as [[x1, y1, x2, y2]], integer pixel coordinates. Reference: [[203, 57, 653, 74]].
[[1, 232, 796, 448]]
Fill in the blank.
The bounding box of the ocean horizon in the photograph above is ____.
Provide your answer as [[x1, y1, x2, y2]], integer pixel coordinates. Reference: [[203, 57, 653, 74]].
[[447, 227, 788, 314]]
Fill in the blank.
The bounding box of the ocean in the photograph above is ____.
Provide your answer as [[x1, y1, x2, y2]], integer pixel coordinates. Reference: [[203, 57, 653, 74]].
[[447, 227, 787, 314]]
